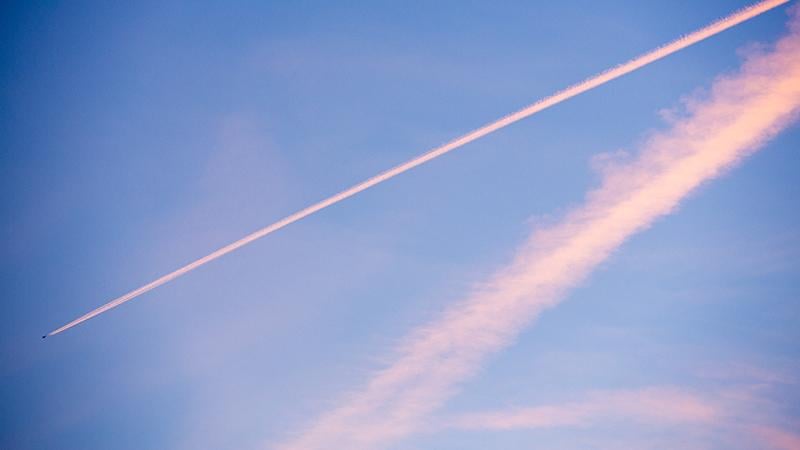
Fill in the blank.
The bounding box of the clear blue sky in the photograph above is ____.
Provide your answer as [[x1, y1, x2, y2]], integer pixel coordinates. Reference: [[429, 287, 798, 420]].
[[2, 1, 798, 449]]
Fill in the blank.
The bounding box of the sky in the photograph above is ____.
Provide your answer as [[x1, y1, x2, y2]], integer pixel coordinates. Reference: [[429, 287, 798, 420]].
[[1, 1, 799, 450]]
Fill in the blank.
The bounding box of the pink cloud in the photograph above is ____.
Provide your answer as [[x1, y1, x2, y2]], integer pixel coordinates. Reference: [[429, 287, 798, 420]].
[[753, 425, 800, 450], [278, 6, 800, 450], [445, 387, 717, 431]]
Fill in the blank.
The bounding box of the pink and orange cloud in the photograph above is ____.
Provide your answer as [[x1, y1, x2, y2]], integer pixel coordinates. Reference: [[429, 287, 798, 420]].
[[278, 7, 800, 450]]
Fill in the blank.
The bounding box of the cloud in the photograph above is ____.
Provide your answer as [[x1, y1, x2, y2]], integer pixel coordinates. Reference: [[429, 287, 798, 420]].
[[752, 425, 800, 450], [443, 387, 717, 431], [436, 381, 800, 449], [277, 8, 800, 450]]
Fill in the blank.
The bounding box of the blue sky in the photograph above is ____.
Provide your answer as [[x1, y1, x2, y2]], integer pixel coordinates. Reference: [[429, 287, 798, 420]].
[[2, 1, 799, 449]]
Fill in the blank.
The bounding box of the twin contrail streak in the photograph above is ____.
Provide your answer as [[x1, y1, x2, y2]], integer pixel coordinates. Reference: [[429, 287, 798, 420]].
[[45, 0, 789, 337]]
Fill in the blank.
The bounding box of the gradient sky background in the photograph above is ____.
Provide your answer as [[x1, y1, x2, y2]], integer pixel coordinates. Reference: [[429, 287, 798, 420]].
[[2, 1, 799, 449]]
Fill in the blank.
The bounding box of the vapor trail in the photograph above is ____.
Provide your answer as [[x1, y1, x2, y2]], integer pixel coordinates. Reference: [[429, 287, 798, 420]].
[[46, 0, 788, 337], [277, 8, 800, 450]]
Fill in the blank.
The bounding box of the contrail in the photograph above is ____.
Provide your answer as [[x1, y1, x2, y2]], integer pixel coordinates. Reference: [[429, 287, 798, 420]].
[[45, 0, 789, 337], [277, 8, 800, 449]]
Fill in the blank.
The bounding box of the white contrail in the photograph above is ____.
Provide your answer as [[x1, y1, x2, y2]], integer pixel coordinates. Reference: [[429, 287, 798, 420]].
[[45, 0, 789, 337], [277, 8, 800, 450]]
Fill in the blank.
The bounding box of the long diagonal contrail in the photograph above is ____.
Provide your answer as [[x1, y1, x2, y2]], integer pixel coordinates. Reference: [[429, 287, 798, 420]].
[[45, 0, 789, 337]]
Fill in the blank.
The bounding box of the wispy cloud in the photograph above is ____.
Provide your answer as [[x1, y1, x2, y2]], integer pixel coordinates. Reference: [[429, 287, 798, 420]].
[[44, 0, 788, 337], [443, 387, 717, 431], [437, 381, 800, 449], [278, 8, 800, 450], [752, 425, 800, 450]]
